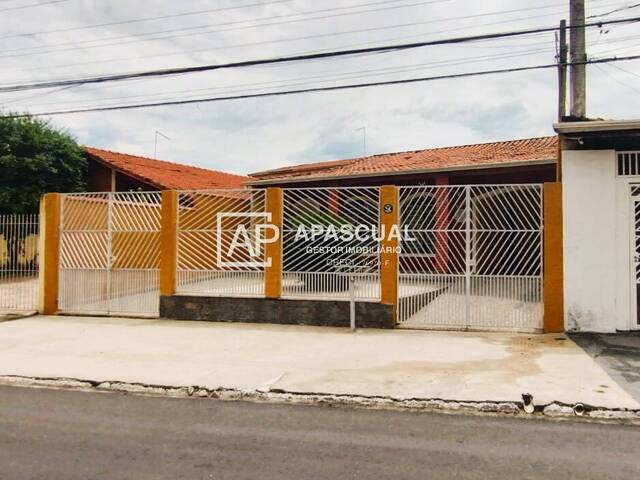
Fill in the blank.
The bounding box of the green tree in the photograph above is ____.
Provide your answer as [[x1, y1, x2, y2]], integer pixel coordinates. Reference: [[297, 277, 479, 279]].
[[0, 114, 87, 214]]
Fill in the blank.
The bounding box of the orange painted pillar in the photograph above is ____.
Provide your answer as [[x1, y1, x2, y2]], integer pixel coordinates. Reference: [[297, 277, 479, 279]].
[[543, 182, 564, 333], [434, 173, 450, 273], [265, 187, 283, 299], [380, 185, 399, 323], [39, 193, 61, 314], [160, 190, 178, 296]]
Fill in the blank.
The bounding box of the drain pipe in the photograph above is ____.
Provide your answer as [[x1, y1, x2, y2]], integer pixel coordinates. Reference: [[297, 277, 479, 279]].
[[573, 403, 585, 416]]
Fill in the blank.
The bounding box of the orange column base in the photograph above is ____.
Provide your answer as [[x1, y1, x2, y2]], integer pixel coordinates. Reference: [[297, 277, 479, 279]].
[[379, 185, 399, 323], [543, 182, 564, 333]]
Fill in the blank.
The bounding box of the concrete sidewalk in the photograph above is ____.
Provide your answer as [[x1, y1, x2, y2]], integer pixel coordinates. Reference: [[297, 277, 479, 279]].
[[0, 315, 638, 412]]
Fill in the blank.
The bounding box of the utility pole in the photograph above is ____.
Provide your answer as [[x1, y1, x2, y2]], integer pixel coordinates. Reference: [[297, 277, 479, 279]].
[[557, 19, 568, 122], [569, 0, 586, 119]]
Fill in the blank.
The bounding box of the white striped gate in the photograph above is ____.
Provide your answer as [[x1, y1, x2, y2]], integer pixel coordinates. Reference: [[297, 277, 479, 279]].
[[175, 189, 267, 297], [58, 192, 161, 316], [0, 214, 39, 313], [282, 187, 381, 300], [397, 184, 543, 331]]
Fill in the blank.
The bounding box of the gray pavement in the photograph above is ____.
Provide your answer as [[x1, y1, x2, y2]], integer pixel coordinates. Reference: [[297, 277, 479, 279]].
[[570, 333, 640, 403], [0, 385, 638, 480], [1, 315, 639, 410]]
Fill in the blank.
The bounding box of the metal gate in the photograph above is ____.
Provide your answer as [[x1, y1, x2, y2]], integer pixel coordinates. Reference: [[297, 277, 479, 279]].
[[59, 192, 161, 316], [629, 184, 640, 329], [175, 189, 267, 297], [282, 187, 380, 300], [397, 184, 543, 331], [0, 214, 39, 313]]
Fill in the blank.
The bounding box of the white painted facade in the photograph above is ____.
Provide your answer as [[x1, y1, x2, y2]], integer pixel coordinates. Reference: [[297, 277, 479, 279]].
[[562, 149, 640, 332]]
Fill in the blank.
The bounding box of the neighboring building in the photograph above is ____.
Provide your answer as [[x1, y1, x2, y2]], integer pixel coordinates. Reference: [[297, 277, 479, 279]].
[[85, 147, 248, 191], [555, 119, 640, 333], [249, 136, 558, 187]]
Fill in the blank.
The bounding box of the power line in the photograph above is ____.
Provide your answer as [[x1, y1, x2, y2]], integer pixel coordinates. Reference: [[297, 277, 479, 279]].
[[0, 0, 294, 40], [2, 15, 638, 94], [0, 0, 70, 12], [592, 36, 640, 54], [2, 0, 565, 57], [2, 0, 621, 63], [14, 46, 551, 110], [1, 0, 618, 80], [1, 0, 617, 42], [606, 59, 640, 77], [588, 1, 640, 18], [0, 0, 448, 57], [0, 6, 568, 80], [5, 55, 639, 117], [0, 84, 77, 106], [594, 63, 640, 92]]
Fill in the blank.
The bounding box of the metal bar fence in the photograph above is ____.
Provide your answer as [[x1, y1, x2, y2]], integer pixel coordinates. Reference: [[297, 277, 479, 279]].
[[282, 187, 380, 301], [0, 214, 39, 313], [176, 189, 266, 297], [52, 184, 545, 331], [617, 151, 640, 176]]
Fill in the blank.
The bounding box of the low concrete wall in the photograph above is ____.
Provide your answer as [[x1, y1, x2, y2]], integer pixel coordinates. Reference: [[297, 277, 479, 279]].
[[160, 295, 395, 329]]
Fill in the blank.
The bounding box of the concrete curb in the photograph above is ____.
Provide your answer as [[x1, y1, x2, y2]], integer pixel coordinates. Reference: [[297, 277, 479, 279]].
[[1, 374, 639, 423]]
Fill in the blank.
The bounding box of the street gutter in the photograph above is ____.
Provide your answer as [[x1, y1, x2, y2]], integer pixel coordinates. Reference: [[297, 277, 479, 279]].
[[1, 374, 638, 425]]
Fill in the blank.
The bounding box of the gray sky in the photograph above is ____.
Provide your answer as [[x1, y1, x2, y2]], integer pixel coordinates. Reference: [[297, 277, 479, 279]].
[[1, 0, 639, 175]]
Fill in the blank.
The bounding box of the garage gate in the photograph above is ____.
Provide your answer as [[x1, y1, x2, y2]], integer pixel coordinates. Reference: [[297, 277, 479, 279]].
[[55, 185, 543, 330], [397, 184, 543, 331], [58, 192, 161, 316]]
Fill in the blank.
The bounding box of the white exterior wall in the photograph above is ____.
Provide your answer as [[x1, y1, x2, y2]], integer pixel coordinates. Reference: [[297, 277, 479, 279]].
[[562, 150, 619, 332], [613, 155, 640, 332]]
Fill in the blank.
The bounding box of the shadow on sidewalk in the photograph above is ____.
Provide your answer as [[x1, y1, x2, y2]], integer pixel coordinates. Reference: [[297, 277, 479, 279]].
[[569, 332, 640, 403], [0, 311, 37, 323]]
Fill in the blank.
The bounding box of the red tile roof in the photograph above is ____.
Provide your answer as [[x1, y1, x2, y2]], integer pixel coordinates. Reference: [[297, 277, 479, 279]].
[[85, 147, 248, 190], [250, 136, 558, 183]]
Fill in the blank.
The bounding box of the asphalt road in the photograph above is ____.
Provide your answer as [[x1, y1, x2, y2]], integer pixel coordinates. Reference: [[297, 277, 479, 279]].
[[0, 386, 638, 480]]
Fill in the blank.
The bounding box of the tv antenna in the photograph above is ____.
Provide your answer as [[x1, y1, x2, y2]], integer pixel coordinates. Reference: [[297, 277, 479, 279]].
[[154, 130, 171, 158], [355, 126, 366, 157]]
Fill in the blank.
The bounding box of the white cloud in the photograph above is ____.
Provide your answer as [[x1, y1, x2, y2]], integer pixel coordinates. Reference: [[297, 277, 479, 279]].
[[1, 0, 638, 175]]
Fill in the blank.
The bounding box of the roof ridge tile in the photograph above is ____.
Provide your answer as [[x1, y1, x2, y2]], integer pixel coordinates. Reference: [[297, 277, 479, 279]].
[[250, 135, 558, 183]]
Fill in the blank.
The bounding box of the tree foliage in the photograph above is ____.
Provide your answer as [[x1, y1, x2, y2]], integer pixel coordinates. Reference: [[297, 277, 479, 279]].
[[0, 115, 86, 214]]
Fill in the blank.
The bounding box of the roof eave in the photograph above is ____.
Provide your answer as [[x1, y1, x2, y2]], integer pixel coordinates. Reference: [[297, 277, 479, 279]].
[[86, 152, 168, 190], [554, 119, 640, 134], [248, 158, 557, 186], [249, 160, 356, 178]]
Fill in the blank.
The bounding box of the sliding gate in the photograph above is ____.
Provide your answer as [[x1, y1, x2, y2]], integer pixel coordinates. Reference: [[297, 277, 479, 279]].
[[397, 185, 543, 331], [58, 192, 161, 316], [55, 185, 543, 329]]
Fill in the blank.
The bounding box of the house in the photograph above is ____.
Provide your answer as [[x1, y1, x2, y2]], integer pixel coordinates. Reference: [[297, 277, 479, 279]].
[[235, 136, 559, 332], [84, 147, 248, 191], [249, 136, 559, 187], [554, 119, 640, 333], [41, 129, 640, 334]]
